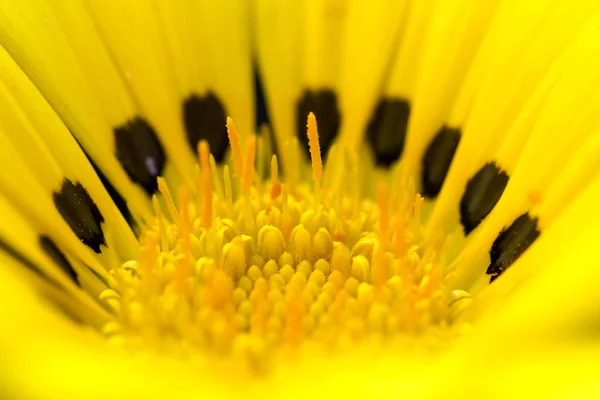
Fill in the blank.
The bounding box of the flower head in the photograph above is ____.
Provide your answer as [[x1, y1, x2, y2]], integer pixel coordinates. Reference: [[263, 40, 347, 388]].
[[1, 0, 600, 399]]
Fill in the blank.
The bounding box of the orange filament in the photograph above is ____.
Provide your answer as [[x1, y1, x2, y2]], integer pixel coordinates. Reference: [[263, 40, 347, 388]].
[[226, 116, 243, 178], [242, 135, 256, 195], [223, 165, 233, 212], [306, 112, 323, 182], [198, 140, 213, 228]]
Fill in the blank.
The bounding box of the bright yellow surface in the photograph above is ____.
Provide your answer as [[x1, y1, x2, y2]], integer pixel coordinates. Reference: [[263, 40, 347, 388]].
[[0, 0, 599, 399]]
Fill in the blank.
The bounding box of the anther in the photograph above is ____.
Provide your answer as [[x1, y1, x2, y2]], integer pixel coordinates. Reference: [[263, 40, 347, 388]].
[[312, 228, 333, 261], [258, 225, 286, 261], [223, 242, 247, 281], [290, 225, 312, 264], [331, 242, 351, 278]]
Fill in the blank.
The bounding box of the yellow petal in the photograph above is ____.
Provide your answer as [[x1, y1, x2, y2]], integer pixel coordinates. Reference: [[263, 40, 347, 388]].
[[0, 45, 139, 262], [336, 0, 408, 149], [152, 0, 254, 142], [0, 193, 110, 329], [0, 1, 157, 219], [442, 12, 600, 291], [426, 1, 600, 238], [469, 172, 600, 338], [400, 0, 501, 176]]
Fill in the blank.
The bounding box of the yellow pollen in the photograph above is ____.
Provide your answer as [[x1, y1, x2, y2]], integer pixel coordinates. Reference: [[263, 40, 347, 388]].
[[306, 112, 323, 182], [102, 116, 470, 377]]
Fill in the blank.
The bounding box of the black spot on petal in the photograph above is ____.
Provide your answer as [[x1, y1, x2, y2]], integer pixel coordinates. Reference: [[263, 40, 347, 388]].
[[366, 98, 410, 167], [460, 162, 509, 235], [421, 126, 461, 198], [296, 89, 341, 161], [114, 117, 166, 195], [254, 66, 270, 130], [487, 213, 540, 283], [39, 235, 78, 285], [183, 92, 228, 162], [53, 179, 106, 253]]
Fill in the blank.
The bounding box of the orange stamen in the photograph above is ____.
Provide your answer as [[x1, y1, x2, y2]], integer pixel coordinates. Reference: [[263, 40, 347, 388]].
[[198, 140, 213, 228], [270, 154, 281, 199], [226, 117, 243, 178], [223, 165, 233, 213], [306, 112, 323, 181], [242, 135, 256, 195]]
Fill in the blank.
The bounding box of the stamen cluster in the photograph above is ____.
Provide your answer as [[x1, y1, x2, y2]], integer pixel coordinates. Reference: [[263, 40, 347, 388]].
[[99, 116, 468, 371]]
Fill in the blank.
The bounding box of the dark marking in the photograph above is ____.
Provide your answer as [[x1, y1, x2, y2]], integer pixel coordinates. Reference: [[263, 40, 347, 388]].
[[53, 179, 106, 253], [421, 125, 461, 198], [183, 92, 228, 162], [460, 162, 510, 235], [487, 213, 540, 283], [114, 117, 166, 195], [366, 98, 410, 167], [39, 235, 78, 285], [86, 153, 136, 231], [254, 66, 270, 130], [296, 89, 341, 160]]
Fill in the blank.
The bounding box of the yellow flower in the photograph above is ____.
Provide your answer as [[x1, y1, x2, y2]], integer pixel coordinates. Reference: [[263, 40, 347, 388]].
[[0, 0, 600, 398]]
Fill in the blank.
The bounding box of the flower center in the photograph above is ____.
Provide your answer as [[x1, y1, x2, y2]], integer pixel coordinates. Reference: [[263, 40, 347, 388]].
[[99, 114, 471, 375]]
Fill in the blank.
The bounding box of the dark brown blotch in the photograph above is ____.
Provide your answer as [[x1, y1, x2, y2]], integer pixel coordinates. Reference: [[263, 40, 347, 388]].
[[183, 92, 228, 162], [421, 125, 461, 198], [366, 98, 410, 167], [53, 179, 106, 254], [114, 117, 166, 195], [296, 89, 341, 161], [460, 162, 509, 235], [487, 213, 540, 283]]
